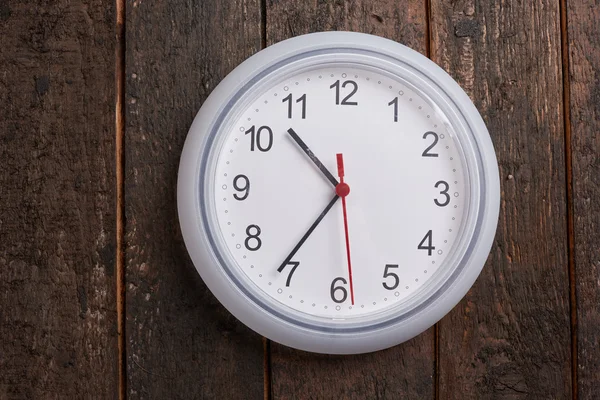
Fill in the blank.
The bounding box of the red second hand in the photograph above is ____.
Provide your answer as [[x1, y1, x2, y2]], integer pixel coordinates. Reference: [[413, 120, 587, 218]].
[[336, 153, 355, 305]]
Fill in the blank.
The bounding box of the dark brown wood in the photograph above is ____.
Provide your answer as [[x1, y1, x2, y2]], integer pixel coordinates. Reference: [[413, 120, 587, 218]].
[[124, 1, 265, 398], [567, 0, 600, 396], [430, 0, 572, 397], [266, 2, 435, 399], [0, 0, 118, 399]]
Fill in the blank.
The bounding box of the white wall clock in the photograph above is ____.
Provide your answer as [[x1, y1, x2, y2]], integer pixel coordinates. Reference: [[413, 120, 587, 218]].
[[178, 32, 500, 354]]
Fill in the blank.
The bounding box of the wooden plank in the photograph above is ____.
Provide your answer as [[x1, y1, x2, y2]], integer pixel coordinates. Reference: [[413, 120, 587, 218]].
[[265, 2, 435, 399], [124, 1, 265, 398], [430, 1, 572, 397], [567, 0, 600, 396], [0, 0, 118, 398]]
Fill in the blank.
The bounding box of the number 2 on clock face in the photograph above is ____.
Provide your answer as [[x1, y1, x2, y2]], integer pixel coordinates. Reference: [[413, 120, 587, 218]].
[[213, 66, 467, 318]]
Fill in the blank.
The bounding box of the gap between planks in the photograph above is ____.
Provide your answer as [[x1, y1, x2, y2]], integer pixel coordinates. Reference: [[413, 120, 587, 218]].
[[424, 0, 438, 399], [559, 0, 577, 398], [260, 1, 272, 399], [116, 0, 127, 398]]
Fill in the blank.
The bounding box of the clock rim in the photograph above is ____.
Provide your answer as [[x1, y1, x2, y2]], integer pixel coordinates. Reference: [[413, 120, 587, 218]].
[[178, 31, 500, 354]]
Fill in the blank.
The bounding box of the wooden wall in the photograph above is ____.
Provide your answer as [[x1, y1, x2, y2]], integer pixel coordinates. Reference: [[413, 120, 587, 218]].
[[1, 0, 599, 398]]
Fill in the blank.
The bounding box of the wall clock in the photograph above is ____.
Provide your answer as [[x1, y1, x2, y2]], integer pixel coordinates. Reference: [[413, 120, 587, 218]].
[[178, 32, 500, 354]]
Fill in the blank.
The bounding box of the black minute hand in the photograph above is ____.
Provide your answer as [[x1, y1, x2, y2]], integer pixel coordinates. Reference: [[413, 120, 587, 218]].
[[278, 194, 340, 271], [287, 128, 339, 186]]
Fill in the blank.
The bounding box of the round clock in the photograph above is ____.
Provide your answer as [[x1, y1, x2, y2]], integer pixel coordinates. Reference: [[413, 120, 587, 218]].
[[178, 32, 500, 354]]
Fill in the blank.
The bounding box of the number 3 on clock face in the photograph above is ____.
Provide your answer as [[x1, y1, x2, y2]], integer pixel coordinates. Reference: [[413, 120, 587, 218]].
[[178, 32, 500, 354]]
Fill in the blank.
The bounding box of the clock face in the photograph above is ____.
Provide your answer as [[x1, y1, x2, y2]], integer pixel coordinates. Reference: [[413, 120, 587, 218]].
[[179, 32, 499, 354], [212, 65, 469, 319]]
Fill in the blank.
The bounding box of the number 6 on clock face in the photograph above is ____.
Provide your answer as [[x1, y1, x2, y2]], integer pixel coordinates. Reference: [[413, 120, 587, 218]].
[[178, 32, 500, 354]]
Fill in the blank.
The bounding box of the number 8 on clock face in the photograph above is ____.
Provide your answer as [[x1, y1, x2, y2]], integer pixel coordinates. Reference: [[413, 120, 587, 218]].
[[178, 32, 500, 354]]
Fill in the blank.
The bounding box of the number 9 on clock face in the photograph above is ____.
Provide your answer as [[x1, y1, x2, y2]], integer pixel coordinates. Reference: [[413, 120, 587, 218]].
[[178, 32, 500, 354]]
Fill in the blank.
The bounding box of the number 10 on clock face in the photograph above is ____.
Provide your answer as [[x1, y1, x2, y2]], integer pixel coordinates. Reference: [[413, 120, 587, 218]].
[[213, 65, 467, 319]]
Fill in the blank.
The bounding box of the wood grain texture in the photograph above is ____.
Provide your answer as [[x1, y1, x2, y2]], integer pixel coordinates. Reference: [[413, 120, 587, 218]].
[[430, 0, 572, 397], [124, 1, 265, 398], [266, 2, 435, 398], [0, 0, 118, 399], [567, 0, 600, 395]]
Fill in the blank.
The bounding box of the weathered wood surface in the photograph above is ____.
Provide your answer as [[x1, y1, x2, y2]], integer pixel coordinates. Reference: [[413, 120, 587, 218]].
[[124, 0, 265, 398], [266, 2, 435, 399], [430, 0, 572, 398], [567, 0, 600, 397], [4, 0, 600, 398], [0, 0, 118, 399]]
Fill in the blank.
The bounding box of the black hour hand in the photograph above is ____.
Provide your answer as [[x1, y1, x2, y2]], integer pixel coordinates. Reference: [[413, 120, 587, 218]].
[[287, 128, 339, 187]]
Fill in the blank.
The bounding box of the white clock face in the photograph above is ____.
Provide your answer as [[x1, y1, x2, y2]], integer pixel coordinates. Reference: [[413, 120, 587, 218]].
[[212, 65, 469, 319]]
